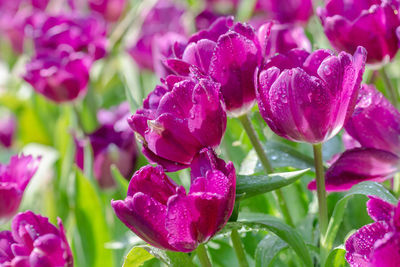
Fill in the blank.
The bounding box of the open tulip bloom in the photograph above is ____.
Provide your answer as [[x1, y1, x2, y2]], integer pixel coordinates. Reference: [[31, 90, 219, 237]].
[[8, 0, 400, 266], [111, 148, 235, 252]]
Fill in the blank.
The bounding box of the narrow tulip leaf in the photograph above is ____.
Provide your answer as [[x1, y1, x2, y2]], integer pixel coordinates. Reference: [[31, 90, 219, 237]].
[[111, 164, 129, 193], [323, 182, 397, 251], [128, 245, 195, 267], [123, 246, 154, 267], [236, 169, 310, 199], [240, 141, 314, 175], [73, 170, 113, 267], [324, 247, 347, 267], [255, 235, 288, 267], [224, 213, 313, 267]]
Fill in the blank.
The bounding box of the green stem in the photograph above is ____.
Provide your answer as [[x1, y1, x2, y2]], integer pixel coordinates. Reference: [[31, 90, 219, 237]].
[[237, 114, 294, 227], [312, 143, 329, 263], [380, 67, 399, 109], [196, 244, 212, 267], [231, 229, 249, 267]]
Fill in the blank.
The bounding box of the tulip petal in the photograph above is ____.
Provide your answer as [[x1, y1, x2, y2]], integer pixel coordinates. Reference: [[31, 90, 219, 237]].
[[308, 148, 400, 191], [367, 196, 395, 223], [346, 84, 400, 155], [345, 221, 389, 267]]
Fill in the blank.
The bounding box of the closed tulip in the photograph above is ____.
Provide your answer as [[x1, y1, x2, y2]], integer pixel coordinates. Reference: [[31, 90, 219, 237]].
[[256, 46, 367, 144]]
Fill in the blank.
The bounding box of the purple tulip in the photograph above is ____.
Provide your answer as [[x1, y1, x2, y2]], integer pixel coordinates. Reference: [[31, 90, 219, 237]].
[[0, 155, 40, 221], [34, 13, 108, 60], [255, 0, 313, 24], [167, 16, 262, 116], [257, 22, 311, 59], [195, 9, 221, 31], [318, 0, 400, 66], [0, 211, 73, 267], [345, 196, 400, 267], [152, 32, 187, 78], [256, 46, 367, 144], [111, 148, 236, 252], [75, 102, 138, 189], [88, 0, 127, 22], [128, 71, 227, 172], [309, 85, 400, 191], [128, 0, 186, 71], [24, 48, 90, 103], [0, 111, 16, 148]]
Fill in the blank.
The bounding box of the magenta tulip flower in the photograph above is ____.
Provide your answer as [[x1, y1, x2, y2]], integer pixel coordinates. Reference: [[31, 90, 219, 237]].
[[24, 48, 90, 103], [75, 102, 137, 189], [0, 111, 16, 148], [345, 196, 400, 267], [111, 148, 236, 252], [128, 72, 226, 172], [257, 22, 311, 59], [128, 0, 186, 71], [34, 13, 108, 60], [318, 0, 400, 66], [256, 46, 367, 144], [0, 155, 40, 221], [88, 0, 127, 22], [309, 85, 400, 191], [255, 0, 313, 24], [0, 211, 73, 266], [167, 16, 262, 116]]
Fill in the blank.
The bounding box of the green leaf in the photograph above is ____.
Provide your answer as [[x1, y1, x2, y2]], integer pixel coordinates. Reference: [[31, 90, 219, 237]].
[[111, 164, 129, 193], [323, 182, 397, 250], [324, 247, 348, 267], [123, 246, 154, 267], [224, 213, 313, 267], [255, 235, 288, 267], [73, 170, 114, 267], [236, 169, 310, 200], [127, 245, 194, 267], [240, 141, 314, 175]]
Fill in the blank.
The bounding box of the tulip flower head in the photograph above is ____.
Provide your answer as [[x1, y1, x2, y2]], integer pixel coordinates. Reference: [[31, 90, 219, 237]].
[[128, 0, 186, 71], [168, 16, 262, 116], [0, 211, 73, 267], [128, 70, 227, 171], [255, 0, 313, 25], [256, 46, 367, 144], [24, 48, 90, 103], [0, 110, 16, 148], [0, 155, 40, 221], [88, 0, 127, 22], [345, 196, 400, 267], [318, 0, 400, 67], [309, 85, 400, 191], [111, 148, 236, 252], [257, 22, 311, 59], [75, 102, 137, 189]]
